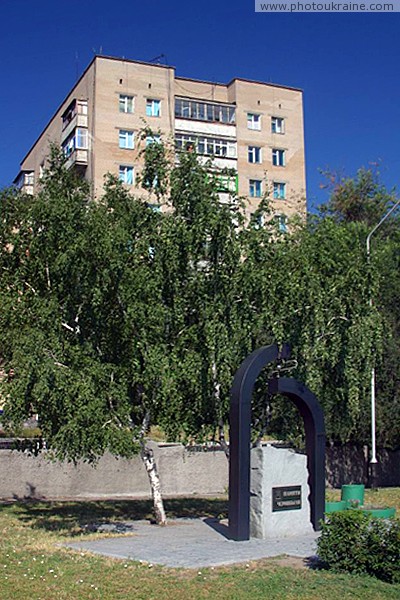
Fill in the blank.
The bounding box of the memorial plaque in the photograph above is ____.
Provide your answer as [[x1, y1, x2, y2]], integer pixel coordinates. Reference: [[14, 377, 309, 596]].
[[272, 485, 302, 512]]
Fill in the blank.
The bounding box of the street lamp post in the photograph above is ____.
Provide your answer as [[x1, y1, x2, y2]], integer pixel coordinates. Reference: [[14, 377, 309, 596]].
[[366, 198, 400, 479]]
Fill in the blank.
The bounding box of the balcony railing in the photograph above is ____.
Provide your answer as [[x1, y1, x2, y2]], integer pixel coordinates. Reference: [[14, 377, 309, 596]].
[[65, 148, 88, 171]]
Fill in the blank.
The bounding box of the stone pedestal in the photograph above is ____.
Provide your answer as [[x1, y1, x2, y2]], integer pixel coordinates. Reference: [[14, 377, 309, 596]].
[[250, 445, 313, 539]]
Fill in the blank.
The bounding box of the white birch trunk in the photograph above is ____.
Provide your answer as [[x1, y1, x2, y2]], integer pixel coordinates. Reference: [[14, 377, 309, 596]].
[[140, 412, 167, 525], [212, 361, 229, 460], [218, 419, 230, 460]]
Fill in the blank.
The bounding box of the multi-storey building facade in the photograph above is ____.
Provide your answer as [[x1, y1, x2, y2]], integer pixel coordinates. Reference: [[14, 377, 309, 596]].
[[15, 55, 306, 224]]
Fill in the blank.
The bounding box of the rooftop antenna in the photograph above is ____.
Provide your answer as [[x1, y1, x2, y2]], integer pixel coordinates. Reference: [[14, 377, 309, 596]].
[[75, 51, 79, 81], [149, 53, 168, 65]]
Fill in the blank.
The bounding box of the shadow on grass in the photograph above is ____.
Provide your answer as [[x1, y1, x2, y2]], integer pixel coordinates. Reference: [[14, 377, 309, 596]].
[[0, 497, 228, 537]]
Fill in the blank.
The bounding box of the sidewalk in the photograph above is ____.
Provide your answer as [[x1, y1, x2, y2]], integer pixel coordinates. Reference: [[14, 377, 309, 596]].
[[67, 518, 319, 568]]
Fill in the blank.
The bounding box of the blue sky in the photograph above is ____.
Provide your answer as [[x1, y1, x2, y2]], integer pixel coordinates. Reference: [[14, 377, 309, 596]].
[[1, 0, 399, 210]]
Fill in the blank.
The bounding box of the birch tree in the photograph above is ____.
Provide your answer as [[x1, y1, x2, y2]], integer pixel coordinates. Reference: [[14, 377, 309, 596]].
[[0, 151, 169, 522]]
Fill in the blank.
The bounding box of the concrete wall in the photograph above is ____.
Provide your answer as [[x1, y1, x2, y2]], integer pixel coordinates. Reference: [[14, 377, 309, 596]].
[[0, 442, 228, 501], [0, 442, 398, 501], [326, 444, 400, 488]]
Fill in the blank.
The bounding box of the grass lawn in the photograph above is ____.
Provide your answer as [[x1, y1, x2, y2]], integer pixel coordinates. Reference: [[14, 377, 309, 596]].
[[0, 492, 399, 600], [326, 486, 400, 513]]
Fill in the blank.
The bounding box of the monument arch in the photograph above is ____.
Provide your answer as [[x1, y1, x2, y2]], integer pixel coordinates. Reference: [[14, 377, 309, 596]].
[[229, 343, 326, 541]]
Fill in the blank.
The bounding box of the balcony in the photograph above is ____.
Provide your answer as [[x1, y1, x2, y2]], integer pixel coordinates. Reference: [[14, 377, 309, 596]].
[[62, 113, 88, 142], [14, 171, 34, 195], [175, 98, 236, 125], [62, 126, 88, 172], [65, 148, 88, 171], [61, 99, 88, 142]]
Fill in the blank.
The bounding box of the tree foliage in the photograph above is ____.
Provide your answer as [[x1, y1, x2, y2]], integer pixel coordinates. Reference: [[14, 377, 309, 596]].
[[319, 167, 397, 227], [1, 147, 399, 470]]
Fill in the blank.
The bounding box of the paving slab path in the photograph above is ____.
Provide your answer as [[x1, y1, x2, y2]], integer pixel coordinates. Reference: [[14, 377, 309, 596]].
[[67, 518, 320, 568]]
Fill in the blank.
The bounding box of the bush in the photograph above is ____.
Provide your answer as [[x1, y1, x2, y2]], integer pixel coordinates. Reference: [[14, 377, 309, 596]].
[[366, 517, 400, 583], [317, 509, 370, 575], [317, 509, 400, 583]]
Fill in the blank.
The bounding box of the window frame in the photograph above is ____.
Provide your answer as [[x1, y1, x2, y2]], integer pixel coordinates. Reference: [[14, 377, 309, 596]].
[[249, 179, 262, 198], [271, 116, 285, 134], [119, 165, 134, 185], [75, 127, 88, 149], [119, 129, 135, 149], [273, 181, 286, 199], [119, 94, 134, 114], [247, 113, 261, 130], [146, 135, 161, 146], [175, 133, 237, 158], [26, 172, 34, 185], [248, 146, 262, 164], [146, 98, 161, 117], [175, 98, 235, 124], [272, 148, 285, 167], [275, 214, 288, 232]]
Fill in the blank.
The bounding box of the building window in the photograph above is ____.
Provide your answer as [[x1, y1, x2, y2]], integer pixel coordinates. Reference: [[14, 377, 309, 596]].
[[247, 113, 261, 130], [63, 136, 75, 157], [175, 134, 236, 158], [175, 98, 235, 124], [271, 117, 284, 134], [119, 130, 134, 149], [249, 179, 262, 198], [248, 146, 262, 164], [272, 148, 285, 167], [75, 128, 88, 149], [146, 99, 161, 117], [146, 135, 161, 146], [119, 95, 134, 113], [275, 214, 288, 232], [119, 165, 134, 185], [16, 171, 34, 188], [77, 100, 88, 115], [273, 182, 286, 199], [62, 130, 85, 156], [62, 128, 87, 155], [25, 172, 34, 186]]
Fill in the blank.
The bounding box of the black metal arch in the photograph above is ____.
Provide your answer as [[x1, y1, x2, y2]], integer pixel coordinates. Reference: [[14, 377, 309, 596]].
[[229, 344, 326, 541]]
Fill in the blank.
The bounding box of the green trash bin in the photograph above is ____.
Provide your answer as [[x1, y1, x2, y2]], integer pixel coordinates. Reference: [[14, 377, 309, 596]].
[[362, 507, 396, 518], [325, 500, 347, 514], [341, 484, 365, 507]]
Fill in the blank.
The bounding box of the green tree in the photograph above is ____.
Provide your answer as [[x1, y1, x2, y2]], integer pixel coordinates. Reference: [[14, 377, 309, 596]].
[[316, 167, 400, 449], [0, 150, 170, 522], [146, 150, 251, 451], [319, 167, 397, 227]]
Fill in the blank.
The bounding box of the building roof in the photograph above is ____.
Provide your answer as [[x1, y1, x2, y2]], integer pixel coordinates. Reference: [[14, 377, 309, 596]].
[[17, 54, 303, 174]]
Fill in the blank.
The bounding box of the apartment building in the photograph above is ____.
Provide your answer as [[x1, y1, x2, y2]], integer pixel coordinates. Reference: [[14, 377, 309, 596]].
[[15, 55, 306, 225]]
